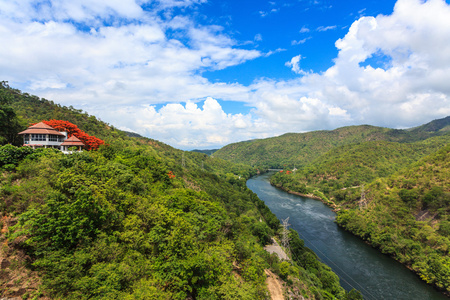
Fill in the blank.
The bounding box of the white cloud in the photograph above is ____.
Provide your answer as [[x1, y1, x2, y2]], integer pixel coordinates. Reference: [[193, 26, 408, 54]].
[[299, 26, 310, 33], [276, 0, 450, 128], [2, 0, 450, 149], [259, 11, 268, 17], [316, 25, 337, 32], [285, 55, 304, 74], [291, 38, 310, 45], [95, 97, 261, 148], [0, 1, 260, 109], [258, 7, 279, 17]]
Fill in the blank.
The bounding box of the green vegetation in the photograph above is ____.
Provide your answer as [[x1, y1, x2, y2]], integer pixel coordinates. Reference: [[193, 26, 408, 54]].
[[1, 81, 127, 144], [0, 82, 23, 146], [230, 122, 450, 294], [215, 112, 450, 294], [214, 120, 450, 169], [335, 144, 450, 292], [191, 149, 219, 156], [0, 83, 357, 299], [270, 137, 450, 197]]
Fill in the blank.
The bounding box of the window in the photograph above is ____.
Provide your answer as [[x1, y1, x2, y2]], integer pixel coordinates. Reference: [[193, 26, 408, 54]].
[[48, 135, 58, 142], [31, 134, 46, 141]]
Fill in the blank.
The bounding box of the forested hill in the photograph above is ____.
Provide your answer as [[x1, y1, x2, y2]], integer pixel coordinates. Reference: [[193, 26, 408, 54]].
[[409, 116, 450, 134], [261, 123, 450, 294], [214, 118, 450, 169], [335, 143, 450, 293], [0, 83, 361, 299]]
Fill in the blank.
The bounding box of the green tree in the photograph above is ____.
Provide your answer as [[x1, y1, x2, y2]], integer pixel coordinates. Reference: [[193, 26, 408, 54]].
[[0, 81, 23, 145]]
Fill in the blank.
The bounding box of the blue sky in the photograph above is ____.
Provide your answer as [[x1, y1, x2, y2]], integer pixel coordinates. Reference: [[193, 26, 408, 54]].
[[201, 0, 397, 82], [1, 0, 450, 149]]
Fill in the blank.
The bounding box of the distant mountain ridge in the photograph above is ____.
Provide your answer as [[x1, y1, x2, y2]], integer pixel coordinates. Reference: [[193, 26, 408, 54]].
[[191, 149, 218, 156], [214, 116, 450, 169], [409, 115, 450, 133]]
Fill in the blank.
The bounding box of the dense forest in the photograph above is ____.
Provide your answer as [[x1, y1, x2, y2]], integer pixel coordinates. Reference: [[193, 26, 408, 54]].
[[216, 111, 450, 294], [0, 82, 362, 299], [214, 119, 450, 169], [335, 144, 450, 292]]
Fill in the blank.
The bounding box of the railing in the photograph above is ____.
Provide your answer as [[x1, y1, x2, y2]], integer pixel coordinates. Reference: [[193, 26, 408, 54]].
[[61, 150, 83, 155]]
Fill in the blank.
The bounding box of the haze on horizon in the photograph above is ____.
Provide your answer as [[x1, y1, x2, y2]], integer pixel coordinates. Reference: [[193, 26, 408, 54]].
[[1, 0, 450, 150]]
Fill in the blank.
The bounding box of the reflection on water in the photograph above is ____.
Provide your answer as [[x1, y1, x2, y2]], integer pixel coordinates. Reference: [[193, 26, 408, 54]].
[[247, 173, 448, 300]]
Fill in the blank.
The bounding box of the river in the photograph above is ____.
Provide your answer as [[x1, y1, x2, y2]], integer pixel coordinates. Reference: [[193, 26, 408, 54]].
[[247, 172, 448, 300]]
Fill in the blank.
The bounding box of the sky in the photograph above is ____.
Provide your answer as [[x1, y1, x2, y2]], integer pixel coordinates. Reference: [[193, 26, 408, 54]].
[[1, 0, 450, 150]]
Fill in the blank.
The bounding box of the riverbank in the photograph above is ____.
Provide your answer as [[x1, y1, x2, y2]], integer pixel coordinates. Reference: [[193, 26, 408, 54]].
[[267, 177, 450, 298], [248, 173, 449, 300], [270, 182, 339, 210]]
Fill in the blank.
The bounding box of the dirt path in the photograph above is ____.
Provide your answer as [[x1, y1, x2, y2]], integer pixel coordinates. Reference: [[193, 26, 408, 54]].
[[265, 269, 284, 300], [264, 238, 289, 260]]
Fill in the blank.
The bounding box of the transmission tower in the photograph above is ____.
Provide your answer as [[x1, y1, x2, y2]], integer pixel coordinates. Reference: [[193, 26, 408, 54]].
[[359, 184, 366, 210], [281, 217, 290, 252], [182, 152, 186, 168]]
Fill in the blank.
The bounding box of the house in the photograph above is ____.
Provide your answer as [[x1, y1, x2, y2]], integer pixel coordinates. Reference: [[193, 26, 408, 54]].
[[18, 122, 85, 153], [60, 135, 85, 153]]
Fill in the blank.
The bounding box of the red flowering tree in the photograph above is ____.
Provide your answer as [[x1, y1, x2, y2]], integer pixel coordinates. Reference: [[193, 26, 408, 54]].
[[38, 120, 105, 150]]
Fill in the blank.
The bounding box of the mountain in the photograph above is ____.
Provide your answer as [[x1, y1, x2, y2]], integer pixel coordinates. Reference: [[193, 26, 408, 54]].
[[409, 115, 450, 133], [214, 120, 450, 169], [191, 149, 219, 156], [243, 116, 450, 294], [0, 83, 358, 299], [122, 130, 143, 138], [270, 135, 450, 195], [212, 110, 450, 294]]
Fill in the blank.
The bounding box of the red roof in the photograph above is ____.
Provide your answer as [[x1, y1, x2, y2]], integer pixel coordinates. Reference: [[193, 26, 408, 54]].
[[60, 135, 85, 146], [18, 122, 65, 136]]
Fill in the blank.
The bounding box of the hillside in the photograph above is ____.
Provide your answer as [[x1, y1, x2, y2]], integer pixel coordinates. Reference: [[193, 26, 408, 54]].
[[335, 144, 450, 293], [0, 84, 360, 299], [214, 118, 450, 169], [263, 125, 450, 294], [213, 110, 450, 294], [409, 116, 450, 134], [270, 135, 450, 195]]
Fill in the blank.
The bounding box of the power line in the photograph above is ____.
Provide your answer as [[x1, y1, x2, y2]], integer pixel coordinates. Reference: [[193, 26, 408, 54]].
[[295, 230, 378, 300]]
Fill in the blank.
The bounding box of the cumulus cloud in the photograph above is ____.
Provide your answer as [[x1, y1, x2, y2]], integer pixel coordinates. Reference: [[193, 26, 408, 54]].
[[247, 0, 450, 132], [1, 0, 450, 149], [0, 0, 260, 108], [95, 97, 262, 148]]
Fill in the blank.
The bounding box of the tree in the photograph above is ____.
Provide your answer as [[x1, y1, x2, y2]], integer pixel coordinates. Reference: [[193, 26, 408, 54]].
[[0, 81, 23, 145], [40, 119, 105, 150]]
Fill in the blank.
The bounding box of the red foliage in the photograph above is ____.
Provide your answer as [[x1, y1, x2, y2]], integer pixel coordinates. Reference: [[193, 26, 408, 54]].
[[38, 120, 105, 150], [167, 171, 176, 179], [286, 170, 292, 175]]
